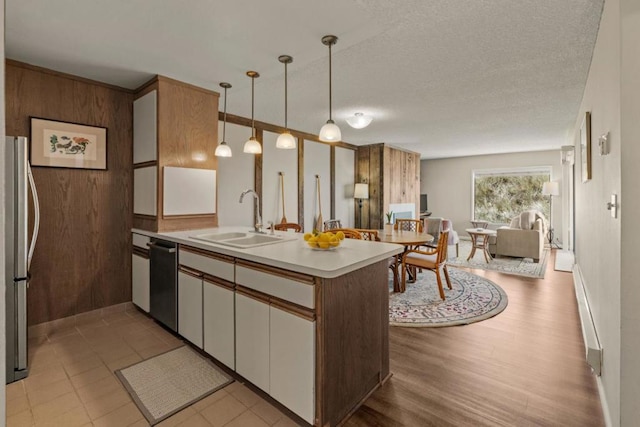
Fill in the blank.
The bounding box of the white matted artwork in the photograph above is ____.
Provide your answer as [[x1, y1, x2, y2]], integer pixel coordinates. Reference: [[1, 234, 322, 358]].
[[163, 166, 216, 216]]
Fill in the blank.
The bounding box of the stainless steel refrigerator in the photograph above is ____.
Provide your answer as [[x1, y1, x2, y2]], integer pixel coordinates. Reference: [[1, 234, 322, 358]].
[[5, 136, 40, 383]]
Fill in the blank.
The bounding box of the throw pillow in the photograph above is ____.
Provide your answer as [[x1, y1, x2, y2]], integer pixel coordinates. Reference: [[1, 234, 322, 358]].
[[520, 210, 535, 230], [509, 215, 520, 229]]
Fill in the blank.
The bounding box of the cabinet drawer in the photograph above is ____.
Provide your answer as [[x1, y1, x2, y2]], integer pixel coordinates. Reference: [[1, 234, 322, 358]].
[[179, 247, 234, 282], [132, 233, 150, 249], [236, 264, 315, 309]]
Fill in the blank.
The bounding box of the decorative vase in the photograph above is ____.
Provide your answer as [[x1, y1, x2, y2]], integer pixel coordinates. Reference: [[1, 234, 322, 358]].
[[384, 224, 393, 235]]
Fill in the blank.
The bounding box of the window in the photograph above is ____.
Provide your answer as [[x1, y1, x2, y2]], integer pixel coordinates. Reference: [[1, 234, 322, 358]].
[[472, 167, 551, 224]]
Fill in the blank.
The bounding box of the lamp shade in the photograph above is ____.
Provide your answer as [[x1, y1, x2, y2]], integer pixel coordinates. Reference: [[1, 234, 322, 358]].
[[276, 131, 296, 149], [215, 142, 232, 157], [542, 181, 560, 196], [354, 183, 369, 199], [319, 121, 341, 142], [346, 113, 372, 129], [243, 137, 262, 154]]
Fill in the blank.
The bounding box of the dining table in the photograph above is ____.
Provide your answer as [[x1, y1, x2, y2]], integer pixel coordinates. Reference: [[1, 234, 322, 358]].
[[377, 229, 434, 292]]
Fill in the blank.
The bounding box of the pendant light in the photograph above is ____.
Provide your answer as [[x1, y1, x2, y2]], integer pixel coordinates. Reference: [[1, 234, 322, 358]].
[[215, 82, 232, 157], [319, 35, 341, 142], [276, 55, 296, 149], [346, 112, 373, 129], [243, 71, 262, 154]]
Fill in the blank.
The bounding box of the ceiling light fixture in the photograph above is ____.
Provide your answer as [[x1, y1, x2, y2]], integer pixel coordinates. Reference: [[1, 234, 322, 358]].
[[243, 71, 262, 154], [318, 35, 341, 142], [346, 112, 372, 129], [276, 55, 296, 150], [215, 82, 233, 158]]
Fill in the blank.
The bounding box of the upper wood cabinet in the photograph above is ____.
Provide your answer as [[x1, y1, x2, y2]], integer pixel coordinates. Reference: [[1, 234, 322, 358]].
[[133, 76, 219, 232], [356, 143, 420, 229], [133, 90, 157, 164]]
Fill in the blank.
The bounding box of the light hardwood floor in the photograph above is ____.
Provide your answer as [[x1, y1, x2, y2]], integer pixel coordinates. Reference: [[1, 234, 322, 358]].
[[347, 249, 605, 426], [6, 249, 604, 426]]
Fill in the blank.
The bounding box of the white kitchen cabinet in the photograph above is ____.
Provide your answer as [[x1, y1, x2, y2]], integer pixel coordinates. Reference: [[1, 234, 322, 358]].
[[133, 90, 157, 164], [178, 270, 203, 348], [203, 279, 235, 369], [133, 166, 157, 216], [131, 253, 150, 312], [235, 293, 270, 393], [269, 306, 315, 424]]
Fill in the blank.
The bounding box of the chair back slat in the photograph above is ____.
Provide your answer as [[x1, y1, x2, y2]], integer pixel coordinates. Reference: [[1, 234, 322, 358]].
[[323, 219, 342, 231], [394, 219, 423, 233], [354, 229, 380, 241], [328, 228, 363, 239], [273, 223, 302, 232]]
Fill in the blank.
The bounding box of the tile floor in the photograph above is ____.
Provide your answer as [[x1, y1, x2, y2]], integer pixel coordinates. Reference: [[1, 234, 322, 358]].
[[6, 304, 301, 427]]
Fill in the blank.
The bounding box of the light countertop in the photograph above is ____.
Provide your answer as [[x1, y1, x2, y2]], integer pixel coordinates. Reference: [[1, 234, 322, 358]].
[[132, 227, 403, 278]]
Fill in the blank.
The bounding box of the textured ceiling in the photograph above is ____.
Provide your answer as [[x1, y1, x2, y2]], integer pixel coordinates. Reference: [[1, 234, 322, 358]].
[[5, 0, 603, 159]]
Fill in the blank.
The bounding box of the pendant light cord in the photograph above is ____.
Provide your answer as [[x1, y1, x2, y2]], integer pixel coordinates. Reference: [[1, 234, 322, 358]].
[[284, 61, 288, 130], [328, 42, 333, 121], [222, 86, 227, 142], [251, 76, 256, 138]]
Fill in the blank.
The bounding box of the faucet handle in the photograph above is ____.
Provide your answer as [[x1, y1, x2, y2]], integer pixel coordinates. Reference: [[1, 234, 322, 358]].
[[268, 221, 274, 235]]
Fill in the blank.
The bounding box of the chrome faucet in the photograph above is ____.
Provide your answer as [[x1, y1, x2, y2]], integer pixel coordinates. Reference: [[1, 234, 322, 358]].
[[239, 189, 263, 233]]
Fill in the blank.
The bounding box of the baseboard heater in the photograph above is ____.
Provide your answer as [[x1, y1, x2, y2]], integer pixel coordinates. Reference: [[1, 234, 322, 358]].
[[573, 265, 602, 376]]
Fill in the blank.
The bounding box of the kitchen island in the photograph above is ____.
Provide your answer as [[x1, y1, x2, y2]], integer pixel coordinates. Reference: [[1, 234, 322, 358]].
[[131, 227, 403, 427]]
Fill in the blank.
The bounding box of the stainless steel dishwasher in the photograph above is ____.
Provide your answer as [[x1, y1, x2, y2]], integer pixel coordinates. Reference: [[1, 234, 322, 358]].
[[148, 238, 178, 332]]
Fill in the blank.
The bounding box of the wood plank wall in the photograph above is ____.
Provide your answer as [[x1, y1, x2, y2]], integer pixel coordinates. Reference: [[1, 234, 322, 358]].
[[5, 60, 134, 325]]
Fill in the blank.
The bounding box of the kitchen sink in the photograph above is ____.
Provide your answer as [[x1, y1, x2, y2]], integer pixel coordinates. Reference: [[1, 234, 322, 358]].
[[190, 232, 297, 248]]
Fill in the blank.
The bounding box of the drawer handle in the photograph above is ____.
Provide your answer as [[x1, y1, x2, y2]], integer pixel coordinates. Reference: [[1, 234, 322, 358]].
[[147, 243, 176, 253]]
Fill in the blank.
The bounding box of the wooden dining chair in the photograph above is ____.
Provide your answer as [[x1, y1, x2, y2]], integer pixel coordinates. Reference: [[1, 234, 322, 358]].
[[273, 222, 302, 232], [401, 230, 451, 299], [323, 219, 342, 231], [394, 219, 423, 233], [328, 228, 363, 239], [354, 228, 380, 241]]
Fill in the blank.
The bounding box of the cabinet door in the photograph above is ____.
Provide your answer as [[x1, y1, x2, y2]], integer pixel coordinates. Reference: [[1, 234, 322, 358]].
[[131, 253, 150, 312], [133, 166, 157, 216], [133, 90, 157, 163], [178, 271, 203, 348], [235, 293, 270, 393], [203, 281, 235, 369], [269, 306, 315, 424]]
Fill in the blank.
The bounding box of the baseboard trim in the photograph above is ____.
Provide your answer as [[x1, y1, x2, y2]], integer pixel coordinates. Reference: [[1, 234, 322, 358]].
[[574, 263, 612, 427]]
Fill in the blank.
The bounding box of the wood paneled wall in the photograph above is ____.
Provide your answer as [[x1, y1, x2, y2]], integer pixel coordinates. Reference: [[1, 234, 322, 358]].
[[356, 143, 420, 229], [5, 60, 134, 325]]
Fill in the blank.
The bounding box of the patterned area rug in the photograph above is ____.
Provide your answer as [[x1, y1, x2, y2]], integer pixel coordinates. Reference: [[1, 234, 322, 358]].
[[389, 268, 508, 327], [116, 346, 232, 425], [447, 239, 549, 278]]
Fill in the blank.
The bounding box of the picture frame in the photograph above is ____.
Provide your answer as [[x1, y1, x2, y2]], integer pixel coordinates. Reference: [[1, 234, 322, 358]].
[[30, 117, 107, 170], [580, 111, 591, 183]]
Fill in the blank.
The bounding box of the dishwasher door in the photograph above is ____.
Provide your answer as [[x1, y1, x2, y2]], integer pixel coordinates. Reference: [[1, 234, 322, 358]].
[[149, 239, 178, 332]]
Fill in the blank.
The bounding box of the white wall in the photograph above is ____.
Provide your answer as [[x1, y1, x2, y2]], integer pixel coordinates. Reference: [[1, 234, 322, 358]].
[[620, 0, 640, 425], [421, 150, 562, 239], [303, 141, 330, 233], [572, 0, 622, 424], [261, 131, 298, 226], [216, 122, 255, 227], [1, 0, 6, 420], [334, 147, 355, 228]]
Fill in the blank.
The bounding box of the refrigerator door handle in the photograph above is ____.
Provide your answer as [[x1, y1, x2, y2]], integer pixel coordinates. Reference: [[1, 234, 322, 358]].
[[27, 161, 40, 271]]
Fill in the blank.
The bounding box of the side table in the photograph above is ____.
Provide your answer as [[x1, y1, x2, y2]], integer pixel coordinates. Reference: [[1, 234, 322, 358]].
[[465, 228, 497, 263]]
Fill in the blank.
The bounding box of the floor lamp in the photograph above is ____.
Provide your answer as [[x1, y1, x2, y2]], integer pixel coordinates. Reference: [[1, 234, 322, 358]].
[[542, 181, 560, 247], [354, 183, 369, 228]]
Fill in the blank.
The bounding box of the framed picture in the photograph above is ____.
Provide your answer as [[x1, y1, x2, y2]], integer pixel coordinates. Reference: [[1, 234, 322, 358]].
[[580, 111, 591, 183], [30, 117, 107, 170]]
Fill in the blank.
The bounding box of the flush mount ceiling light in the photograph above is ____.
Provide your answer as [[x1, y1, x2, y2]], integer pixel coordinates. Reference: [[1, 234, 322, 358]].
[[276, 55, 296, 150], [318, 35, 341, 143], [243, 71, 262, 154], [346, 112, 373, 129], [215, 82, 233, 158]]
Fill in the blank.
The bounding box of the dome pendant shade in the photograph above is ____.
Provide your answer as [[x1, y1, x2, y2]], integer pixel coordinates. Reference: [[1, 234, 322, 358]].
[[319, 35, 341, 142], [243, 136, 262, 154], [215, 141, 232, 157], [243, 71, 262, 154], [215, 82, 233, 157], [319, 120, 341, 142], [276, 131, 296, 149]]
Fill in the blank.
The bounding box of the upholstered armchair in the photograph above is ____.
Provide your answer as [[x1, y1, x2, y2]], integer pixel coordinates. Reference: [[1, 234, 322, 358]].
[[488, 210, 545, 262], [424, 217, 459, 258]]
